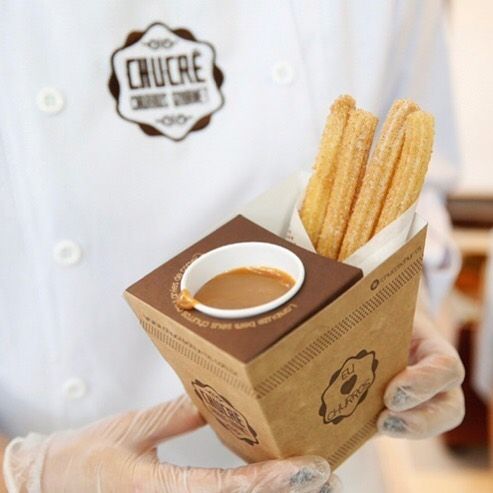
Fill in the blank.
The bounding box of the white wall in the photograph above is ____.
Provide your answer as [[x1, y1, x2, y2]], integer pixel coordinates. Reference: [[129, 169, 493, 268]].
[[450, 0, 493, 194]]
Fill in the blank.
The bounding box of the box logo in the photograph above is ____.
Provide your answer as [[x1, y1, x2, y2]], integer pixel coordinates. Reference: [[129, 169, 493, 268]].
[[192, 379, 259, 446], [109, 22, 224, 141], [319, 350, 378, 425]]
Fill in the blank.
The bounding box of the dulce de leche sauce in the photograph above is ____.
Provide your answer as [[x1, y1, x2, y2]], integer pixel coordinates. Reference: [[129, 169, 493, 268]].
[[177, 267, 295, 310]]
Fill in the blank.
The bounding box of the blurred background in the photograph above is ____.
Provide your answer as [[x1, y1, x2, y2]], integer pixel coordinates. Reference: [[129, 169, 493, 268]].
[[375, 1, 493, 491]]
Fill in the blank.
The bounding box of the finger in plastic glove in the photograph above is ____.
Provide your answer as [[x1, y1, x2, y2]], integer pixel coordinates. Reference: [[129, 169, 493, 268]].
[[378, 387, 465, 439], [384, 335, 465, 412], [10, 395, 337, 493], [318, 472, 343, 492], [115, 395, 206, 450], [152, 455, 331, 493]]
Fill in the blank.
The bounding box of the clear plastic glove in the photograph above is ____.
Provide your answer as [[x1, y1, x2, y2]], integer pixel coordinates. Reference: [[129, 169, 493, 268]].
[[3, 394, 341, 493], [378, 308, 466, 439]]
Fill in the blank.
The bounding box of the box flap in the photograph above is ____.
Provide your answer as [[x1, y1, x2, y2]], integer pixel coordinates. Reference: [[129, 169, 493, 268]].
[[126, 216, 362, 362]]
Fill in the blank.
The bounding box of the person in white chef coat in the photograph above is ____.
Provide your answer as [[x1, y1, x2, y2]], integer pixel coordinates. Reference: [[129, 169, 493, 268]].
[[0, 1, 466, 491]]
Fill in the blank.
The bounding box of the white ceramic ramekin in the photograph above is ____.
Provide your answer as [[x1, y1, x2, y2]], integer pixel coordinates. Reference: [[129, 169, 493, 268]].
[[180, 242, 305, 319]]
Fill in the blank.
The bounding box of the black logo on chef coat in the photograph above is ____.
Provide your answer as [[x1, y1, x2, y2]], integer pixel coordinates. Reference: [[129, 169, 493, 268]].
[[109, 23, 224, 141]]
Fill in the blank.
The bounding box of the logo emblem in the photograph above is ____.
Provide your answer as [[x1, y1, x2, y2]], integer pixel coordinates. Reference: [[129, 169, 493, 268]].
[[192, 380, 259, 446], [319, 350, 378, 425], [109, 23, 224, 141]]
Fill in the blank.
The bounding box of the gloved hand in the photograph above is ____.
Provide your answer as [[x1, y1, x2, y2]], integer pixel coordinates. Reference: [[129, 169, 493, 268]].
[[3, 394, 341, 493], [378, 307, 466, 439]]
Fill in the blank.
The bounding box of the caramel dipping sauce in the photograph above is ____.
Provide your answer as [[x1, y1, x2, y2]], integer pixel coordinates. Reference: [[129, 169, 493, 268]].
[[177, 267, 295, 310]]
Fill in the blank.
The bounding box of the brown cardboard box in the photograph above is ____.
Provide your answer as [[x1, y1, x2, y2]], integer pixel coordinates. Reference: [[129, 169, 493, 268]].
[[124, 173, 427, 468]]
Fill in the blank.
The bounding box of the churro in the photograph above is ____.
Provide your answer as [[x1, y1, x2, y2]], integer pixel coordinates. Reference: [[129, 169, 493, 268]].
[[375, 111, 434, 232], [300, 95, 355, 245], [338, 100, 419, 259], [316, 109, 378, 259]]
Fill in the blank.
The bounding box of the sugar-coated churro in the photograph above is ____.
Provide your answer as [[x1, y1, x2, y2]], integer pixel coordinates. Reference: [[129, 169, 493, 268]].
[[338, 100, 419, 260], [300, 95, 355, 245], [316, 108, 378, 259], [375, 111, 434, 232]]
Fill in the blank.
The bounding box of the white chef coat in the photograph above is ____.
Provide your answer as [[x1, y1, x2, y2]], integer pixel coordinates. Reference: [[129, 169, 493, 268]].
[[0, 0, 460, 488]]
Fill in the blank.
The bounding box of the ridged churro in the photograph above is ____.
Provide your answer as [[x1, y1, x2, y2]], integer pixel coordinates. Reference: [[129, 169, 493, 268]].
[[300, 95, 355, 245], [338, 100, 419, 259], [316, 109, 378, 259], [375, 111, 435, 232]]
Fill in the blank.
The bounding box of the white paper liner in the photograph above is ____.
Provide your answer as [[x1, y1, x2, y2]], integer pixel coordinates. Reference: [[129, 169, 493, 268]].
[[286, 172, 417, 275]]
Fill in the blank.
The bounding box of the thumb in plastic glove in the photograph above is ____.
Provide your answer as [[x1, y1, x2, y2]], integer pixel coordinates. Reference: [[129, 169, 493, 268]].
[[3, 394, 336, 493], [378, 308, 465, 439]]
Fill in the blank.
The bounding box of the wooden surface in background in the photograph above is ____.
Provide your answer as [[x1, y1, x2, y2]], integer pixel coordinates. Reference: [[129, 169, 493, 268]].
[[443, 322, 489, 448]]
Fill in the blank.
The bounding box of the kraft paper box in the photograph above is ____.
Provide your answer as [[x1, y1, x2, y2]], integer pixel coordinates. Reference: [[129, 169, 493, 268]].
[[124, 173, 427, 469]]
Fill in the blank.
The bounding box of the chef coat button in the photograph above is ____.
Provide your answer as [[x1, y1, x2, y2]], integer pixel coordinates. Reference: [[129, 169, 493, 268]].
[[53, 240, 83, 266], [63, 378, 87, 400], [36, 87, 65, 114], [271, 62, 295, 85]]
